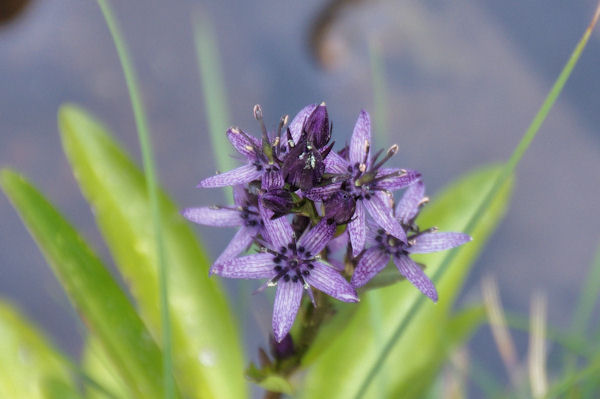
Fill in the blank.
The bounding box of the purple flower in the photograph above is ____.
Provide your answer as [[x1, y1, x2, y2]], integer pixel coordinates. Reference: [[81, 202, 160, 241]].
[[212, 203, 358, 342], [351, 181, 472, 301], [182, 186, 263, 271], [306, 110, 421, 256], [198, 105, 299, 190]]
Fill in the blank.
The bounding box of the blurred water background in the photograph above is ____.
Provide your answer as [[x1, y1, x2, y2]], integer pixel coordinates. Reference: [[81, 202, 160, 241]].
[[1, 0, 599, 396]]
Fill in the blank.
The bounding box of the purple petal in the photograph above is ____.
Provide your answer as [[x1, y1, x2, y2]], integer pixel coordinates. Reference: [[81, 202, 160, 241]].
[[349, 110, 371, 166], [182, 207, 242, 227], [288, 103, 318, 144], [328, 258, 345, 271], [298, 218, 336, 255], [393, 255, 438, 302], [324, 150, 349, 174], [363, 193, 407, 243], [348, 202, 366, 256], [305, 262, 358, 302], [395, 180, 425, 224], [351, 247, 390, 288], [273, 281, 304, 342], [212, 253, 274, 279], [407, 232, 472, 254], [198, 164, 262, 188], [214, 226, 256, 265], [232, 185, 249, 207], [303, 182, 342, 201], [262, 169, 284, 190], [375, 169, 421, 191], [259, 202, 294, 250], [226, 127, 259, 161], [327, 230, 348, 253]]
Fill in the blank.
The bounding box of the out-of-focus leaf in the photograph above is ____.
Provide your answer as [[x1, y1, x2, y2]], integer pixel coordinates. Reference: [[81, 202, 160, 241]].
[[42, 378, 84, 399], [300, 164, 513, 398], [0, 170, 167, 399], [58, 104, 247, 399], [0, 301, 75, 399], [82, 338, 132, 399]]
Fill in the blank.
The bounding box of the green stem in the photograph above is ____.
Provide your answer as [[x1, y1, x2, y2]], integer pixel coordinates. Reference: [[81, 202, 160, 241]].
[[353, 4, 600, 398], [96, 2, 173, 398]]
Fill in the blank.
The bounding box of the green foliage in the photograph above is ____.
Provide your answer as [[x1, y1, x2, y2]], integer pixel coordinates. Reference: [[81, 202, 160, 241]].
[[58, 105, 247, 399], [0, 171, 166, 399], [300, 164, 513, 398], [0, 301, 75, 399]]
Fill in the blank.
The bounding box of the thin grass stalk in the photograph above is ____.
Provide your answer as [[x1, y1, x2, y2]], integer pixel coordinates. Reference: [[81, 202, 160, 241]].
[[528, 292, 548, 398], [96, 2, 173, 398], [352, 4, 600, 397], [482, 277, 520, 389]]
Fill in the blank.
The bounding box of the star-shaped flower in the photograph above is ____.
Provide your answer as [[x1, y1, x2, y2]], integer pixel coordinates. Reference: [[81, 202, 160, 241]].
[[305, 110, 421, 255], [212, 203, 358, 342], [351, 181, 472, 301]]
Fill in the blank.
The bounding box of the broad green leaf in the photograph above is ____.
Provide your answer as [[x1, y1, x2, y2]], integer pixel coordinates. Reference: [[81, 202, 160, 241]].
[[42, 378, 84, 399], [58, 104, 247, 399], [0, 300, 75, 399], [0, 170, 167, 399], [82, 338, 133, 399], [300, 164, 513, 398]]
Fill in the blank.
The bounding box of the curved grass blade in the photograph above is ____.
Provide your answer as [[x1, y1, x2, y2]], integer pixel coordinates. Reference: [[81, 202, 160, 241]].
[[0, 300, 75, 399], [95, 2, 173, 397], [0, 171, 167, 399], [301, 164, 513, 398], [59, 105, 247, 399], [352, 4, 600, 396], [193, 15, 234, 186]]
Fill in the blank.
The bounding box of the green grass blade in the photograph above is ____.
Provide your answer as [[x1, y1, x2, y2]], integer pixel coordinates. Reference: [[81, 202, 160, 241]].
[[193, 15, 234, 198], [0, 300, 75, 399], [82, 338, 134, 399], [369, 38, 389, 148], [572, 244, 600, 336], [95, 2, 173, 398], [301, 164, 513, 399], [58, 105, 247, 399], [352, 5, 600, 397], [0, 171, 166, 399]]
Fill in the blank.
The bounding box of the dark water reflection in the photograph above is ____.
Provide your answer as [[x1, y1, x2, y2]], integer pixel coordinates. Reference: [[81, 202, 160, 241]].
[[0, 0, 599, 395]]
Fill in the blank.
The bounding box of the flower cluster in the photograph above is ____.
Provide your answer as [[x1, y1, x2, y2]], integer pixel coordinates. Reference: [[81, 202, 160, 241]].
[[184, 103, 471, 342]]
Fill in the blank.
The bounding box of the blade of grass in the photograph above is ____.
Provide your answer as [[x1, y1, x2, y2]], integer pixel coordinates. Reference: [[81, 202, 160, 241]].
[[353, 4, 600, 397], [528, 292, 548, 399], [369, 37, 389, 148], [482, 276, 520, 389], [574, 243, 600, 336], [193, 14, 233, 199], [1, 171, 167, 399], [95, 2, 173, 398]]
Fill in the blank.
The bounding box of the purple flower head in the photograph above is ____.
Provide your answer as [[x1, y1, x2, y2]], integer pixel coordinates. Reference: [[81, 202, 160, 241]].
[[182, 186, 263, 271], [198, 104, 298, 190], [212, 203, 358, 342], [351, 181, 472, 302], [306, 110, 421, 256]]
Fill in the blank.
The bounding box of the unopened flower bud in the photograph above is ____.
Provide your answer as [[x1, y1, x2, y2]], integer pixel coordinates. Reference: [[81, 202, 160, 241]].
[[324, 190, 356, 225], [303, 102, 330, 149]]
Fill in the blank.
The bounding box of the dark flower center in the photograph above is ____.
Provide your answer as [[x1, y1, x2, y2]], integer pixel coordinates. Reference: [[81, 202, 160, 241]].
[[240, 206, 264, 228], [375, 228, 408, 257], [268, 240, 316, 286]]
